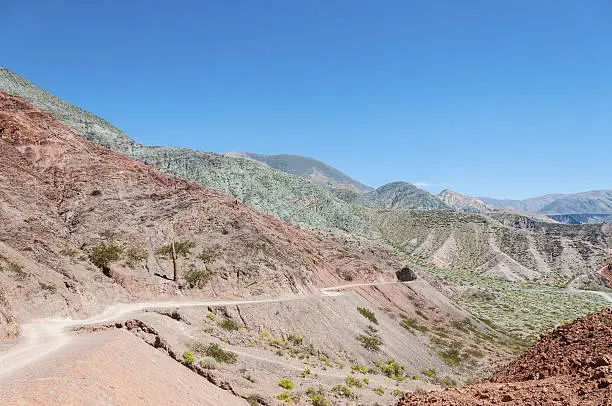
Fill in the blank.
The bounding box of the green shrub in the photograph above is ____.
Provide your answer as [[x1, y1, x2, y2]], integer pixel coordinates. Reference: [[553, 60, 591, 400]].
[[438, 377, 457, 388], [300, 367, 311, 377], [357, 307, 378, 324], [287, 334, 303, 345], [422, 368, 437, 378], [217, 318, 240, 331], [205, 343, 237, 364], [206, 312, 217, 321], [372, 387, 384, 396], [183, 351, 195, 364], [198, 248, 217, 263], [125, 247, 147, 262], [89, 244, 122, 270], [275, 391, 297, 404], [184, 267, 212, 288], [198, 356, 218, 369], [306, 386, 329, 406], [439, 348, 462, 366], [351, 363, 369, 374], [344, 376, 363, 388], [278, 378, 294, 390], [375, 359, 404, 381], [332, 385, 357, 400], [392, 389, 404, 397], [399, 314, 428, 333], [357, 333, 382, 352]]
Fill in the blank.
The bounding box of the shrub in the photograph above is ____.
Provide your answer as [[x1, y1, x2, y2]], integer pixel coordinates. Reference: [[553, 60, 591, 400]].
[[438, 377, 457, 388], [60, 248, 79, 257], [357, 333, 382, 352], [376, 359, 404, 381], [89, 244, 122, 270], [351, 363, 369, 374], [392, 389, 404, 397], [439, 348, 462, 366], [205, 343, 237, 364], [184, 267, 212, 288], [332, 385, 357, 400], [198, 356, 218, 369], [275, 391, 297, 404], [372, 387, 384, 396], [287, 334, 303, 345], [306, 386, 329, 406], [198, 248, 217, 263], [39, 282, 56, 293], [206, 312, 217, 321], [422, 368, 437, 378], [399, 314, 428, 334], [344, 376, 363, 388], [357, 307, 378, 324], [246, 393, 264, 406], [278, 378, 294, 390], [300, 367, 311, 377], [183, 351, 195, 364], [217, 318, 240, 331]]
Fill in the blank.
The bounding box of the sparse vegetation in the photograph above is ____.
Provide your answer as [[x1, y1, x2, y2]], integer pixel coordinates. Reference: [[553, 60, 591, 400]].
[[438, 377, 457, 388], [39, 282, 56, 293], [217, 318, 240, 331], [184, 267, 212, 288], [278, 378, 294, 390], [438, 347, 462, 366], [198, 356, 218, 369], [197, 247, 217, 263], [306, 386, 329, 406], [89, 243, 122, 272], [182, 351, 195, 364], [344, 376, 363, 388], [204, 343, 237, 364], [357, 327, 383, 352], [275, 391, 297, 404], [332, 385, 357, 400], [392, 389, 404, 397], [399, 314, 428, 333], [351, 363, 370, 374], [287, 334, 303, 345], [422, 368, 437, 378], [125, 247, 147, 267], [357, 306, 378, 324], [246, 393, 265, 406], [376, 359, 404, 381], [156, 240, 195, 256], [372, 387, 384, 396], [206, 312, 217, 321]]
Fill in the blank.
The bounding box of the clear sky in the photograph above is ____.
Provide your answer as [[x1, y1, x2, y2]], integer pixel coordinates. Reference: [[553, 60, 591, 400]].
[[2, 1, 611, 199]]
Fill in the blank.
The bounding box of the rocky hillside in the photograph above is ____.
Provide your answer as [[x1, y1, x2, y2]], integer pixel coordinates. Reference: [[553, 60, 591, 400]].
[[0, 68, 379, 239], [438, 189, 495, 213], [0, 91, 404, 338], [481, 189, 612, 215], [366, 182, 448, 211], [375, 209, 612, 287], [398, 308, 612, 405], [548, 213, 612, 225], [224, 152, 372, 192]]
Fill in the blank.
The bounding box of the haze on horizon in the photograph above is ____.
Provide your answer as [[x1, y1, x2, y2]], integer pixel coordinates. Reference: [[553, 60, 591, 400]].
[[2, 0, 611, 199]]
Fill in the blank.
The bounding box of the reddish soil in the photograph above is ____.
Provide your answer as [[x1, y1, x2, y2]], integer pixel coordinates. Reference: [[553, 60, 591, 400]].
[[397, 308, 612, 405], [601, 265, 612, 288]]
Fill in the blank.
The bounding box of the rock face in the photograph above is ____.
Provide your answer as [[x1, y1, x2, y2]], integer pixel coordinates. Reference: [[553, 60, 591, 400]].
[[0, 91, 402, 323], [397, 308, 612, 405], [438, 189, 495, 213], [395, 266, 417, 282]]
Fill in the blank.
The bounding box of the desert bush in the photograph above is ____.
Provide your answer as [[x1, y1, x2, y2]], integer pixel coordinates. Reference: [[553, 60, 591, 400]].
[[278, 378, 294, 390], [332, 385, 357, 400], [306, 386, 329, 406], [344, 376, 363, 388], [198, 356, 218, 369], [124, 247, 147, 267], [422, 368, 437, 378], [357, 307, 378, 324], [89, 244, 122, 270], [275, 391, 297, 404], [438, 377, 457, 388], [376, 359, 404, 381], [300, 367, 311, 377], [439, 348, 462, 366], [246, 393, 264, 406], [372, 387, 384, 396], [217, 318, 240, 331], [351, 363, 370, 374], [184, 267, 212, 288], [183, 351, 195, 364], [399, 314, 428, 333], [392, 389, 404, 397], [357, 332, 383, 352], [205, 343, 237, 364], [287, 334, 303, 345], [198, 248, 217, 263], [39, 282, 56, 293]]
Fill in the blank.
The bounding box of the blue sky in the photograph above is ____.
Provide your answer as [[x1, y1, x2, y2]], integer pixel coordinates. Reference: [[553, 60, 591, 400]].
[[2, 1, 611, 199]]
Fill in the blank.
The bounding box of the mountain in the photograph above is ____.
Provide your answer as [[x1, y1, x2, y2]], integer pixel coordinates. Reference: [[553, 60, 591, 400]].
[[438, 189, 495, 213], [224, 152, 372, 192], [548, 213, 612, 224], [366, 182, 449, 211], [481, 190, 612, 215], [0, 67, 379, 239]]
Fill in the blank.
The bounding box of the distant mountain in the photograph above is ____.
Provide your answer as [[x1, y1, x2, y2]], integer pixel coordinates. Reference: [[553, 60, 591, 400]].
[[224, 152, 372, 192], [547, 213, 612, 225], [366, 182, 448, 210], [438, 189, 494, 213], [481, 190, 612, 215]]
